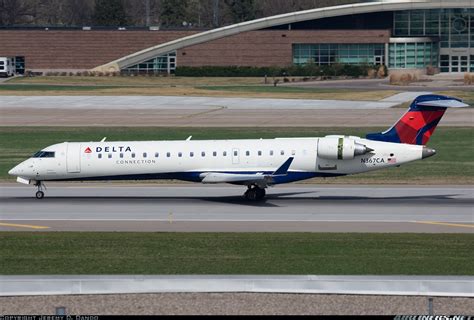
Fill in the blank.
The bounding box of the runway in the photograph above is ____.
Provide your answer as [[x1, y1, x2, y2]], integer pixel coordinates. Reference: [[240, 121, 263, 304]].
[[1, 95, 472, 127], [0, 184, 472, 233]]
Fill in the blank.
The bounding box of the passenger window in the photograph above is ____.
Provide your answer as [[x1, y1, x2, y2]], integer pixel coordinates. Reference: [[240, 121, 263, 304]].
[[281, 150, 285, 156], [155, 152, 159, 158], [201, 152, 206, 157], [190, 152, 194, 157], [246, 151, 250, 156], [120, 153, 124, 158], [213, 152, 217, 157], [270, 150, 274, 156], [234, 151, 238, 156], [258, 151, 262, 156], [98, 154, 102, 159], [108, 154, 112, 159], [178, 152, 183, 158], [223, 151, 227, 157], [143, 152, 147, 158], [167, 152, 171, 158], [132, 153, 136, 158]]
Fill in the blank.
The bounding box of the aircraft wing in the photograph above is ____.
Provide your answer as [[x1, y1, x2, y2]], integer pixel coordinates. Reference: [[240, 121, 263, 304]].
[[200, 157, 294, 187]]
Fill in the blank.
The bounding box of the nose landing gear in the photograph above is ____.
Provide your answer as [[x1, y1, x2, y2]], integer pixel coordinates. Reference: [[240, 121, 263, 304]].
[[244, 185, 266, 201], [35, 181, 45, 199]]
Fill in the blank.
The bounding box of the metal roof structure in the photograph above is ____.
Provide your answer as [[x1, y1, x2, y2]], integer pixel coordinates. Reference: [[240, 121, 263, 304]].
[[93, 0, 473, 72]]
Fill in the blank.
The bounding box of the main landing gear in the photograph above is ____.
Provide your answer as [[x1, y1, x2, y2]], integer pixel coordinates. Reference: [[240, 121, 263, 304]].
[[244, 185, 266, 201], [35, 181, 45, 199]]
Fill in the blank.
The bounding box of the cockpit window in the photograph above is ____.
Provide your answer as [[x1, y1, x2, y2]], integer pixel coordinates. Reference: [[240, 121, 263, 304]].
[[33, 151, 55, 158]]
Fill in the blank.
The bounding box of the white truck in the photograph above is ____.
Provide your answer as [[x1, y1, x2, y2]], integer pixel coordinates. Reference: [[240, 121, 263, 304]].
[[0, 57, 16, 77]]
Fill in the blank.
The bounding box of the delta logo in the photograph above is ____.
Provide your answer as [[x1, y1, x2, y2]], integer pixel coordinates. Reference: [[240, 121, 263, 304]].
[[84, 146, 133, 153]]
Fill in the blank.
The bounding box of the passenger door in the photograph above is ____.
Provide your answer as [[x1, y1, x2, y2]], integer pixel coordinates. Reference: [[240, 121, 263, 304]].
[[66, 143, 81, 173]]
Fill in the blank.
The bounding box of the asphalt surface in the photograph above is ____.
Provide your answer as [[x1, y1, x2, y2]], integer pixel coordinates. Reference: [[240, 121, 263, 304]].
[[1, 94, 472, 127], [2, 293, 472, 315], [1, 184, 472, 233]]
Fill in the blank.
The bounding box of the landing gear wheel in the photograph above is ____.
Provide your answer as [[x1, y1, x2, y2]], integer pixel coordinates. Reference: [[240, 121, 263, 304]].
[[244, 186, 266, 201], [255, 188, 266, 200], [34, 181, 45, 199]]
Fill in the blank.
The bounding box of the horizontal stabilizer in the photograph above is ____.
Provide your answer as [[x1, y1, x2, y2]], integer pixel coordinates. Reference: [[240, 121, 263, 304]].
[[417, 99, 469, 108]]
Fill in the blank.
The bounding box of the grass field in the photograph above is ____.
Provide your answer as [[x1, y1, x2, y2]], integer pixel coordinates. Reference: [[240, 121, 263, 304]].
[[0, 76, 399, 100], [1, 127, 472, 184], [0, 233, 472, 275], [3, 76, 473, 103]]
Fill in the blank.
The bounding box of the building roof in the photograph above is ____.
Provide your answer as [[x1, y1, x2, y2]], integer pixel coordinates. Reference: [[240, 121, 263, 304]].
[[93, 0, 473, 72]]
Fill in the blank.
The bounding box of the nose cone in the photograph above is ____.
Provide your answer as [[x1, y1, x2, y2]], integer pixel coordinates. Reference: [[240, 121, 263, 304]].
[[422, 147, 437, 159], [8, 165, 19, 176]]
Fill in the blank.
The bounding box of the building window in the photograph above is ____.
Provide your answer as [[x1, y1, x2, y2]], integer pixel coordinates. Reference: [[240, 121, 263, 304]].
[[124, 51, 177, 75], [388, 42, 439, 69], [293, 43, 386, 66]]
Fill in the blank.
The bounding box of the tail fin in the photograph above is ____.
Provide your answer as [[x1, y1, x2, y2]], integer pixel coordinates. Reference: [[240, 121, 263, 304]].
[[366, 94, 468, 145]]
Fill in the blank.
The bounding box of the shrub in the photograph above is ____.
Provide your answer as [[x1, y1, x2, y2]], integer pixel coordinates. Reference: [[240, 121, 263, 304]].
[[377, 65, 387, 78], [426, 65, 437, 76], [389, 73, 400, 85], [367, 69, 377, 78], [175, 64, 376, 78], [464, 73, 474, 85]]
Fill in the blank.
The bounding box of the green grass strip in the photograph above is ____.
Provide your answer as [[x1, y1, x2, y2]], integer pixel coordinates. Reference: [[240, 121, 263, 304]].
[[0, 233, 472, 275]]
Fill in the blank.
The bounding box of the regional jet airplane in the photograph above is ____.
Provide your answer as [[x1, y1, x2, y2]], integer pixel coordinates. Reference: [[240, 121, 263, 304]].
[[8, 95, 468, 200]]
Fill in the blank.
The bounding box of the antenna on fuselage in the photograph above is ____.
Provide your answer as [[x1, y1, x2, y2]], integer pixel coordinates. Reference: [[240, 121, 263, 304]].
[[101, 137, 107, 142]]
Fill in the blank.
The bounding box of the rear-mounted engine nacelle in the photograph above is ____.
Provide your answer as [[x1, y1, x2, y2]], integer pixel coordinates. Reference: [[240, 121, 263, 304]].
[[318, 137, 373, 160]]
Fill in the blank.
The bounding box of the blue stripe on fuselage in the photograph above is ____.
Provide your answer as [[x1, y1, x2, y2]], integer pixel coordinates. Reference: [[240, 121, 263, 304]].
[[52, 171, 345, 184]]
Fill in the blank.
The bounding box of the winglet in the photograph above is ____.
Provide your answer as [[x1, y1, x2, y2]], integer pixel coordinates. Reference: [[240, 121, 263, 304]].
[[272, 157, 294, 176]]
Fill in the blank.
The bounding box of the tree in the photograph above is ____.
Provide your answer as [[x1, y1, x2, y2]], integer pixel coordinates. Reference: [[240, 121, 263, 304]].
[[0, 0, 34, 25], [225, 0, 260, 23], [93, 0, 127, 26], [160, 0, 188, 27]]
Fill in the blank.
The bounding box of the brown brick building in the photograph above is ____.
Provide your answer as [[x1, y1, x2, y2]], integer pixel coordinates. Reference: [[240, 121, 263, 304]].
[[1, 1, 472, 74]]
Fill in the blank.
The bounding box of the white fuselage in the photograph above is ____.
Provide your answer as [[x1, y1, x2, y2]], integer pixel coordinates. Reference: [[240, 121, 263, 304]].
[[9, 136, 424, 185]]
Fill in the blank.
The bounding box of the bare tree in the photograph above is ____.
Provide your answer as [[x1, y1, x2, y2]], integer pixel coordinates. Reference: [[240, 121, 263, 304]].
[[0, 0, 34, 25]]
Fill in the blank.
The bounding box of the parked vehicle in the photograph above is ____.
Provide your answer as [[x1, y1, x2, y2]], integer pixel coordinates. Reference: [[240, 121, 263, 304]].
[[0, 57, 16, 77]]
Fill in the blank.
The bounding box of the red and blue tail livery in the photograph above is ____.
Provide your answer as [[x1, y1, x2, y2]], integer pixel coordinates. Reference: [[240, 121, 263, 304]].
[[366, 94, 469, 145]]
